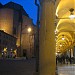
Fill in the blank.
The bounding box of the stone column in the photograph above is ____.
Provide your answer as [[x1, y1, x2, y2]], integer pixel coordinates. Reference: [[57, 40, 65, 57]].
[[73, 46, 75, 63], [39, 0, 56, 75]]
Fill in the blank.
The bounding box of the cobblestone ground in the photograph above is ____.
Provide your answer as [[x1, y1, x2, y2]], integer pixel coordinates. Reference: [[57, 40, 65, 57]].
[[0, 58, 36, 75]]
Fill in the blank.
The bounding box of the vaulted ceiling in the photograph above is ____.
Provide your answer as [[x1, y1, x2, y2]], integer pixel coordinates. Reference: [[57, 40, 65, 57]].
[[55, 0, 75, 53]]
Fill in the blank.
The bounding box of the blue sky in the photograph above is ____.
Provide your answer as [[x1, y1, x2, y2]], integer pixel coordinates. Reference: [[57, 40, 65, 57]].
[[0, 0, 38, 25]]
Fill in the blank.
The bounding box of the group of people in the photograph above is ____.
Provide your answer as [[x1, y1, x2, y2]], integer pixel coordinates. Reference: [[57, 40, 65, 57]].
[[56, 54, 74, 64], [2, 52, 16, 58]]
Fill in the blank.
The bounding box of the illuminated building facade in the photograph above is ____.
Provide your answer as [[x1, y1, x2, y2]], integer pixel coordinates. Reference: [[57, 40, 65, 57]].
[[0, 30, 17, 57], [0, 2, 35, 58]]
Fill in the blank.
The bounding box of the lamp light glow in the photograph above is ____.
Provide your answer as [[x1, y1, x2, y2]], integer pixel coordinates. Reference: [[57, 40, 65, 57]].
[[62, 37, 65, 40], [69, 14, 75, 19], [28, 27, 31, 33], [69, 8, 75, 19], [60, 44, 62, 47]]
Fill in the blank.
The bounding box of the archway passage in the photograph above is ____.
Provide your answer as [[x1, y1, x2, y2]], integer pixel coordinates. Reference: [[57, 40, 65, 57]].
[[55, 0, 75, 75], [39, 0, 75, 75], [55, 0, 75, 54]]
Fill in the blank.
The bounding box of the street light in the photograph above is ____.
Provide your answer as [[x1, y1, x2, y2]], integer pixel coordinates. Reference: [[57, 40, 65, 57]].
[[28, 27, 32, 58], [28, 27, 32, 33]]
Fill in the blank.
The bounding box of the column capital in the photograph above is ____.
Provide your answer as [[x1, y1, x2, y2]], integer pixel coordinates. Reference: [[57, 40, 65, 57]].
[[39, 0, 55, 4]]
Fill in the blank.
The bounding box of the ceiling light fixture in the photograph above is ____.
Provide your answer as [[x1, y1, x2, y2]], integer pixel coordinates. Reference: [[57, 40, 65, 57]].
[[62, 35, 65, 40], [69, 8, 75, 19], [56, 8, 75, 19]]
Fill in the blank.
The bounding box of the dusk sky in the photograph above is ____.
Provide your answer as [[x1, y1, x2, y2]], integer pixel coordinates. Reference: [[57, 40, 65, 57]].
[[0, 0, 39, 25]]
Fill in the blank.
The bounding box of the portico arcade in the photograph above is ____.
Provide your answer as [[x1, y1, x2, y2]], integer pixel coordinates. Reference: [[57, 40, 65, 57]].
[[39, 0, 75, 75]]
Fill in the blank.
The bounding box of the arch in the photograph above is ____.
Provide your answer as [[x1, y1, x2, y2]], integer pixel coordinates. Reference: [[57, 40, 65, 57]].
[[55, 0, 75, 17], [56, 19, 75, 31]]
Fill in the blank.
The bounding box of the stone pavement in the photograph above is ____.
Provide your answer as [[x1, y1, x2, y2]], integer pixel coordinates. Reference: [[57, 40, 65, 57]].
[[57, 64, 75, 75], [0, 58, 36, 75], [0, 58, 75, 75]]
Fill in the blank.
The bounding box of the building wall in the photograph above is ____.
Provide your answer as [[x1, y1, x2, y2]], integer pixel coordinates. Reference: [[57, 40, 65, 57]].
[[0, 30, 17, 57], [0, 8, 13, 35], [17, 15, 35, 58], [0, 2, 35, 58], [22, 16, 35, 58], [13, 10, 19, 36]]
